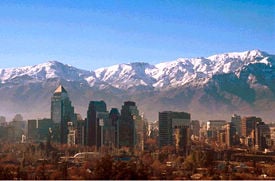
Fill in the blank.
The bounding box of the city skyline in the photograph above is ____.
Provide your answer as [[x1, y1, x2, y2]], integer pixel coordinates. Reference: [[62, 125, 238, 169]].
[[0, 0, 274, 70], [0, 49, 275, 122], [0, 1, 274, 180]]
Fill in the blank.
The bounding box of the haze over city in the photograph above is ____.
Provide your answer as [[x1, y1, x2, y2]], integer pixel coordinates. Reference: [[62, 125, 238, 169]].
[[0, 1, 275, 180]]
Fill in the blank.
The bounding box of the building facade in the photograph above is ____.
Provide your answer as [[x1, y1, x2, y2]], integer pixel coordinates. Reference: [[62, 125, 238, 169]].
[[109, 108, 120, 148], [86, 100, 108, 148], [231, 114, 242, 136], [51, 85, 76, 144], [119, 101, 142, 149], [158, 111, 191, 151], [255, 122, 270, 150]]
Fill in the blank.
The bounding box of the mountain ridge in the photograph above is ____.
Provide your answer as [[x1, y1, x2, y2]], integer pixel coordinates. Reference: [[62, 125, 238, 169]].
[[0, 49, 274, 121]]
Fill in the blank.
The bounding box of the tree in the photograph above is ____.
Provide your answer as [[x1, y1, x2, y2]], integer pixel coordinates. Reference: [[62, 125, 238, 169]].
[[93, 154, 113, 179]]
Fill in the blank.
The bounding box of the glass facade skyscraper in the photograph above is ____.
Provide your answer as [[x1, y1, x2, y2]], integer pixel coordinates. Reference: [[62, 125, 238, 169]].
[[120, 101, 142, 149], [51, 85, 75, 144], [86, 100, 108, 147]]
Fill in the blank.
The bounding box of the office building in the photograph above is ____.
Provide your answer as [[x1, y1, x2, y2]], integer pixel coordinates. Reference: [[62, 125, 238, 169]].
[[222, 122, 236, 147], [67, 121, 76, 145], [231, 114, 242, 136], [206, 120, 227, 139], [241, 116, 262, 137], [255, 122, 270, 150], [120, 101, 142, 149], [191, 120, 200, 138], [159, 111, 191, 151], [37, 118, 53, 142], [0, 116, 7, 127], [76, 114, 86, 145], [28, 119, 38, 141], [86, 100, 108, 147], [109, 108, 120, 148], [9, 120, 26, 141], [51, 85, 76, 144]]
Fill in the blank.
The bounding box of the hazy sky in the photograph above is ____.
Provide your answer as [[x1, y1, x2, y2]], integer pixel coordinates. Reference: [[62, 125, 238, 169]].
[[0, 0, 274, 70]]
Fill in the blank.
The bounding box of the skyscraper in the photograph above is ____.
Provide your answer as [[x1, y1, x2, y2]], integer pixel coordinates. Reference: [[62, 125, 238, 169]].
[[241, 116, 262, 147], [255, 122, 270, 150], [76, 114, 86, 145], [109, 108, 120, 148], [86, 100, 108, 147], [159, 111, 191, 151], [241, 116, 262, 137], [191, 120, 200, 138], [231, 114, 242, 136], [120, 101, 142, 149], [51, 85, 76, 144]]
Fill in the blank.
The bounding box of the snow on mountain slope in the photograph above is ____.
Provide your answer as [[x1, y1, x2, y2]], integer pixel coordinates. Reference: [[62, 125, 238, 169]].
[[0, 61, 93, 83], [0, 50, 272, 90], [94, 62, 157, 89], [151, 58, 213, 88], [207, 50, 271, 74]]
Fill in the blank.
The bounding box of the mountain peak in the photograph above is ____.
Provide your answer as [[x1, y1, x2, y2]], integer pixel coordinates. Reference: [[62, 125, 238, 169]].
[[0, 49, 273, 89]]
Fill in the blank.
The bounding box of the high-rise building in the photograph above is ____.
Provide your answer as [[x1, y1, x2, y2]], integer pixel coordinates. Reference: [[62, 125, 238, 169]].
[[231, 114, 242, 136], [206, 120, 227, 139], [0, 116, 7, 127], [51, 85, 76, 144], [191, 120, 200, 138], [76, 114, 86, 145], [241, 116, 262, 137], [28, 119, 38, 141], [223, 122, 236, 147], [158, 111, 191, 151], [109, 108, 120, 148], [120, 101, 142, 149], [67, 121, 76, 145], [241, 116, 262, 147], [37, 118, 53, 142], [86, 100, 108, 147], [9, 120, 26, 141], [255, 122, 270, 150]]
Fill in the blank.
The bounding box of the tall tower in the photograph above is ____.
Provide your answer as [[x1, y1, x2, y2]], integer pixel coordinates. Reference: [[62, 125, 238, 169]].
[[51, 85, 75, 144], [109, 108, 120, 148], [120, 101, 142, 149], [86, 101, 108, 147], [231, 114, 241, 136]]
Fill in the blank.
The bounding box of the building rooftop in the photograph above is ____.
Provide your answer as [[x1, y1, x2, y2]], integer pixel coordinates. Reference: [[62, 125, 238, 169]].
[[54, 85, 67, 93]]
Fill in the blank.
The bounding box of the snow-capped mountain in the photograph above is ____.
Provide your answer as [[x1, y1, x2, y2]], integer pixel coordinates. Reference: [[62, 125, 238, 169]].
[[0, 49, 272, 90], [0, 49, 274, 121], [92, 49, 274, 89], [0, 61, 92, 83]]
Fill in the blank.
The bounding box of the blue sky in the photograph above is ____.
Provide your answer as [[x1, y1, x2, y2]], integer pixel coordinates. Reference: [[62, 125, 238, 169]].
[[0, 0, 274, 70]]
